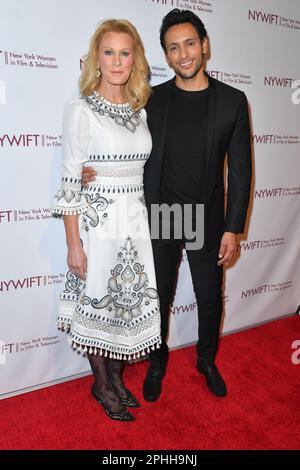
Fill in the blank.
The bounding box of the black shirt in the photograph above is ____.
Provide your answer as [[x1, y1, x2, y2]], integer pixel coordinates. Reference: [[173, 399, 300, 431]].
[[160, 83, 209, 206]]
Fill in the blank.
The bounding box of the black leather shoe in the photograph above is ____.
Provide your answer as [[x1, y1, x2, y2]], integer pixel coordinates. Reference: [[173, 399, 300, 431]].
[[91, 385, 135, 421], [197, 364, 227, 397], [143, 345, 169, 402]]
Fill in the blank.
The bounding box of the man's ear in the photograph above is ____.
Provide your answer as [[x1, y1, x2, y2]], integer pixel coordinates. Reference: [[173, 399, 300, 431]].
[[202, 37, 208, 55]]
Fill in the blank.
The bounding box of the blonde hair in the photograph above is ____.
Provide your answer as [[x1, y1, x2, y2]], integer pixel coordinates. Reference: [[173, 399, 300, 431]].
[[80, 19, 151, 111]]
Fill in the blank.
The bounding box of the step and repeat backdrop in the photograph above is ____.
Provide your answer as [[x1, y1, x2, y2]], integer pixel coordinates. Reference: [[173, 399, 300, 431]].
[[0, 0, 299, 397]]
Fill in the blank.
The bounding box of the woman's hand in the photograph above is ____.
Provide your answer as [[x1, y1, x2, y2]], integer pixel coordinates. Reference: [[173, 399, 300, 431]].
[[67, 244, 87, 280]]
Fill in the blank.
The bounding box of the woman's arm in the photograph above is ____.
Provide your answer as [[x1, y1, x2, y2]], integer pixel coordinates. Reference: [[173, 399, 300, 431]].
[[64, 215, 87, 280], [52, 99, 89, 279]]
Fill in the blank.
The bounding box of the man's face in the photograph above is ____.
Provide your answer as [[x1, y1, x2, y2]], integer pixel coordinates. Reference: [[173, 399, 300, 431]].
[[164, 22, 207, 80]]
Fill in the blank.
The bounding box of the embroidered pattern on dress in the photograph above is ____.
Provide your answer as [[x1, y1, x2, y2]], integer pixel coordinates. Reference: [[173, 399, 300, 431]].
[[54, 178, 83, 204], [85, 92, 141, 133], [52, 177, 90, 216], [79, 236, 158, 323], [83, 184, 144, 195], [88, 153, 149, 161], [81, 193, 115, 231], [62, 270, 85, 297]]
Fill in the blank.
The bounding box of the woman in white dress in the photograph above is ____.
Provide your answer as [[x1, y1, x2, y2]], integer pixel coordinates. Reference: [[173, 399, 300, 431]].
[[52, 19, 161, 421]]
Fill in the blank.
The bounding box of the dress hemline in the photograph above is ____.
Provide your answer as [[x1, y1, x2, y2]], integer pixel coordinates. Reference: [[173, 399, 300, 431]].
[[58, 321, 162, 361]]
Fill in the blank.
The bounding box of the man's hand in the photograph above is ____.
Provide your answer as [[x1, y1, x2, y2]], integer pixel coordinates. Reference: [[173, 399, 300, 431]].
[[217, 232, 238, 266], [82, 166, 97, 187]]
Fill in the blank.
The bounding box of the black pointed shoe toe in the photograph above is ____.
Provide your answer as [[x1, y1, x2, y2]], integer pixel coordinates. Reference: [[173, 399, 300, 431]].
[[120, 388, 141, 408], [197, 364, 227, 397], [91, 385, 135, 421]]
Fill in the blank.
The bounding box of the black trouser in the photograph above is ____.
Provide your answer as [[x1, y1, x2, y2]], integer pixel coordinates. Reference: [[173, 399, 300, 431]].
[[151, 234, 223, 369]]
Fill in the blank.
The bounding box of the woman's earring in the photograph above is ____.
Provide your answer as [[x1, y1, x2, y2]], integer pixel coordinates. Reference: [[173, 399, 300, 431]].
[[96, 68, 101, 78]]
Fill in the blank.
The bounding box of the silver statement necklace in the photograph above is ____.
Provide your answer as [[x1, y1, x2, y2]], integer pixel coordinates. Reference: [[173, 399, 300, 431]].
[[85, 91, 141, 133]]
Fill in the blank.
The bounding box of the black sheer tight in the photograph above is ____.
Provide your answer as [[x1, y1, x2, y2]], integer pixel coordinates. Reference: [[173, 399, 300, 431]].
[[87, 354, 123, 413], [107, 358, 130, 400]]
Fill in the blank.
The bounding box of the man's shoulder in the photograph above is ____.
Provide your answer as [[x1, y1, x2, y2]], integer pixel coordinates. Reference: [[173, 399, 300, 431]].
[[149, 79, 173, 97], [145, 79, 173, 110], [151, 78, 173, 91], [210, 75, 247, 100]]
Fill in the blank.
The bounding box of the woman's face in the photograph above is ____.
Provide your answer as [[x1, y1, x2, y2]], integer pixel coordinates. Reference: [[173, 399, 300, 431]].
[[97, 31, 134, 88]]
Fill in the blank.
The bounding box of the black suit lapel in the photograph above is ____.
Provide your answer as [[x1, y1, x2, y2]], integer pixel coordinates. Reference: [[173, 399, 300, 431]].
[[155, 79, 174, 179]]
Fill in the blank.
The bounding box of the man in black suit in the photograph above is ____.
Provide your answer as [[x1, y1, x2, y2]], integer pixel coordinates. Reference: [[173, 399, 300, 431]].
[[83, 9, 252, 401], [142, 9, 251, 401]]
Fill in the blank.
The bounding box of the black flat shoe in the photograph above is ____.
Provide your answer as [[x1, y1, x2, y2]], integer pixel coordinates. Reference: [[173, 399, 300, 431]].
[[91, 385, 135, 421], [197, 364, 227, 397], [119, 388, 141, 408]]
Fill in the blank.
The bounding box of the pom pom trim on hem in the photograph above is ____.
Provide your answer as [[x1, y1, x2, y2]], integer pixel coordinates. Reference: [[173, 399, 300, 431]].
[[57, 321, 161, 361]]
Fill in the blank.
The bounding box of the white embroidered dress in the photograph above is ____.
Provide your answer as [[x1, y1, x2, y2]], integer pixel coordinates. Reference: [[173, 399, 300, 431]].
[[52, 92, 161, 360]]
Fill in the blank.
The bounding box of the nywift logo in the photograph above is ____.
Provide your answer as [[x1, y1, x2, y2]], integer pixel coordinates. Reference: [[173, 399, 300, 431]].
[[0, 133, 61, 148], [264, 76, 294, 88], [248, 10, 280, 25], [0, 134, 42, 147], [248, 10, 300, 31], [0, 273, 65, 293], [238, 238, 285, 252], [255, 187, 300, 199], [0, 276, 44, 292], [252, 134, 275, 144], [241, 281, 293, 299], [252, 134, 299, 145], [171, 302, 197, 315]]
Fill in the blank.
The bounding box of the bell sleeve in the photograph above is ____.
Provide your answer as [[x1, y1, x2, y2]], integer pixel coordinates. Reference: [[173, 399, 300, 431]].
[[52, 99, 89, 217]]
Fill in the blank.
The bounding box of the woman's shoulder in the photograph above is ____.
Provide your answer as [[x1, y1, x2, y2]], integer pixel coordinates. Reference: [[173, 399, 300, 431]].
[[138, 107, 147, 117], [64, 96, 88, 112], [63, 97, 91, 123]]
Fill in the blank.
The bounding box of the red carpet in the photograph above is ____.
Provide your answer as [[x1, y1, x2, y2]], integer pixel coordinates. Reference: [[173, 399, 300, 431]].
[[0, 315, 299, 450]]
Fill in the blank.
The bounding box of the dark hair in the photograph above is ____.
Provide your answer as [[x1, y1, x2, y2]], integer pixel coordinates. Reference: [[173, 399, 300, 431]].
[[160, 9, 207, 51]]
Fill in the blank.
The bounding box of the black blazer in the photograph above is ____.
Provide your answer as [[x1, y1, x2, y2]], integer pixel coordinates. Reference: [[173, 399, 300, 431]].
[[144, 73, 252, 251]]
